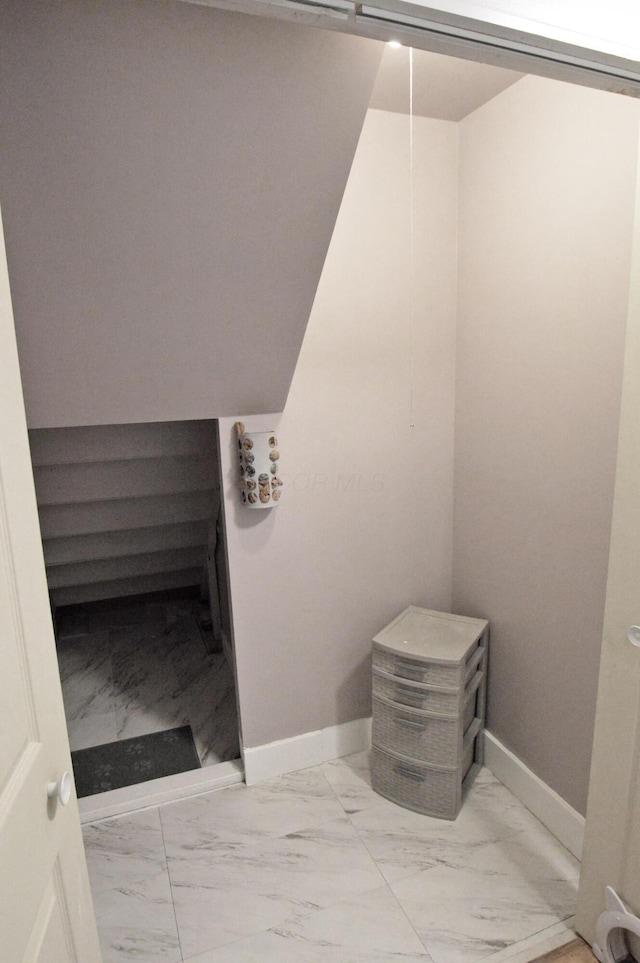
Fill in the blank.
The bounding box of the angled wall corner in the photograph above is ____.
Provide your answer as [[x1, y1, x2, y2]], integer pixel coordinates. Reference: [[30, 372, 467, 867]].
[[219, 108, 459, 750], [0, 0, 383, 428]]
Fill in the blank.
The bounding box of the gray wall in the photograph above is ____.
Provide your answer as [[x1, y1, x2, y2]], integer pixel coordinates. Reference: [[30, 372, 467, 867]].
[[220, 110, 459, 749], [0, 0, 381, 428], [453, 75, 640, 814], [4, 0, 638, 811], [30, 421, 218, 606], [220, 78, 640, 805]]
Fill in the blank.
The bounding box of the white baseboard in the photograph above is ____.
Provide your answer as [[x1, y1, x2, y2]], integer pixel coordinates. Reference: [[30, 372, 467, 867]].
[[484, 730, 585, 861], [243, 717, 372, 786], [76, 719, 584, 868]]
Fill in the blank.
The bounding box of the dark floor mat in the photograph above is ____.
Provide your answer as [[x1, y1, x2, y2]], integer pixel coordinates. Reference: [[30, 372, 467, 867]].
[[71, 725, 201, 798]]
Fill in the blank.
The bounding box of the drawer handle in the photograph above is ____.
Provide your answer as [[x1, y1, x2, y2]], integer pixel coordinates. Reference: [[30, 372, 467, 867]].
[[395, 660, 425, 674], [394, 717, 427, 732], [395, 685, 425, 699], [394, 765, 425, 782]]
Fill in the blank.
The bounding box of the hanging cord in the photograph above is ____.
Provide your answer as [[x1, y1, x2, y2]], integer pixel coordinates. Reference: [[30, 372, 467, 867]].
[[409, 45, 415, 429]]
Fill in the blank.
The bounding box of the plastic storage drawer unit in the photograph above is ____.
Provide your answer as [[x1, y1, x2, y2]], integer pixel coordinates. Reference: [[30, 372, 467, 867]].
[[371, 606, 488, 820]]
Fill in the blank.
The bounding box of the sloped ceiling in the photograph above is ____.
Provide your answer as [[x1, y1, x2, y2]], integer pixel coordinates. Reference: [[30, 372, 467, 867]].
[[0, 0, 382, 427], [371, 44, 523, 120]]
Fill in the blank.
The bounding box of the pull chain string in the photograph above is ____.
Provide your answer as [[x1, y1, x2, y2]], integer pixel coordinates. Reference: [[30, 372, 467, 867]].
[[409, 45, 415, 429]]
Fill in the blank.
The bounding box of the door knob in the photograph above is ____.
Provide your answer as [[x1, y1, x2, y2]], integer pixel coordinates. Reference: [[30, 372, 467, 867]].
[[628, 627, 640, 648], [47, 771, 72, 806]]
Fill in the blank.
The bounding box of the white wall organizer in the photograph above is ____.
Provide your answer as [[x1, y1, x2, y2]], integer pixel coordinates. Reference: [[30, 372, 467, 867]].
[[371, 606, 489, 820], [235, 422, 282, 509]]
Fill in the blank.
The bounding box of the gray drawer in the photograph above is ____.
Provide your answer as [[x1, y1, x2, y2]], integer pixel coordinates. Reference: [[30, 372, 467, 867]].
[[372, 640, 485, 688], [372, 677, 480, 766], [371, 721, 480, 820], [373, 667, 483, 717]]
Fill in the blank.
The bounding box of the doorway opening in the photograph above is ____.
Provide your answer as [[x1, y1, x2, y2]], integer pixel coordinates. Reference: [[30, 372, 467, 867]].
[[27, 418, 241, 803]]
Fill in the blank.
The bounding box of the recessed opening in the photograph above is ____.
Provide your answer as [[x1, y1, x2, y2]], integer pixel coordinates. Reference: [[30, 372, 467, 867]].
[[28, 418, 241, 800]]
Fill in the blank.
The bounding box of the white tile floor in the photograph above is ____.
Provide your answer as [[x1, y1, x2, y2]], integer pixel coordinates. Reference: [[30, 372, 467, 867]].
[[82, 751, 579, 963], [56, 595, 240, 772]]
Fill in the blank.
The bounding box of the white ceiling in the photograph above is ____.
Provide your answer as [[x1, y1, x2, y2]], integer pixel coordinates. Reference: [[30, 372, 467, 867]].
[[370, 44, 524, 120]]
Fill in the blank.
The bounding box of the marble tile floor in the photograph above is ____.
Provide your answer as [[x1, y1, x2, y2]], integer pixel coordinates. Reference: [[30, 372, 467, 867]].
[[83, 751, 580, 963], [55, 595, 240, 771]]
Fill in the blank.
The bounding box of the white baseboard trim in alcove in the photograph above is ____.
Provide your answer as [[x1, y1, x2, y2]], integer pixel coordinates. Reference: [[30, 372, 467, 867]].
[[80, 720, 585, 863], [241, 721, 585, 861], [484, 730, 585, 861], [243, 717, 372, 786], [78, 759, 244, 824]]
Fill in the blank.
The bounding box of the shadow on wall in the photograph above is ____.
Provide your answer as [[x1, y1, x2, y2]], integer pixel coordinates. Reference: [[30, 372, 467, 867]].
[[337, 648, 374, 725]]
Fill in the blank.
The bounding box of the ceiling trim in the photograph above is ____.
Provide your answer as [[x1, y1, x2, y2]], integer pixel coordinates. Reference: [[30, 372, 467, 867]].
[[179, 0, 640, 97]]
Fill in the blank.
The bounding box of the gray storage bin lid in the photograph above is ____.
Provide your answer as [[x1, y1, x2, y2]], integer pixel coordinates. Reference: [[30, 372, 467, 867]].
[[373, 606, 488, 664]]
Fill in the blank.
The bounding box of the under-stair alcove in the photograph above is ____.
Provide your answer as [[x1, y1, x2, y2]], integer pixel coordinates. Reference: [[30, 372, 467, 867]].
[[28, 419, 241, 799], [2, 0, 640, 877], [0, 0, 385, 815], [4, 0, 640, 957]]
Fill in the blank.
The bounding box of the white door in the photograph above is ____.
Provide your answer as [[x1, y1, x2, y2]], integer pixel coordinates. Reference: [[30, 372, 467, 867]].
[[0, 208, 102, 961], [576, 139, 640, 941]]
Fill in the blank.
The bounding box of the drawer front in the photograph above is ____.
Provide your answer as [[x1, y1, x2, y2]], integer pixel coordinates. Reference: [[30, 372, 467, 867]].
[[372, 668, 460, 714], [371, 730, 478, 820], [373, 667, 483, 718], [371, 747, 460, 819], [372, 678, 480, 764], [372, 697, 460, 765], [373, 638, 486, 688]]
